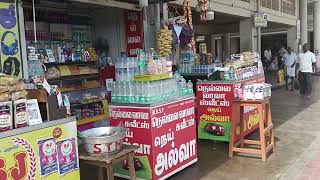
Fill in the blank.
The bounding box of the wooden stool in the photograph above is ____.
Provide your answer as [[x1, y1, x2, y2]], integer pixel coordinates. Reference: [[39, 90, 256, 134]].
[[229, 98, 275, 161], [80, 145, 138, 180]]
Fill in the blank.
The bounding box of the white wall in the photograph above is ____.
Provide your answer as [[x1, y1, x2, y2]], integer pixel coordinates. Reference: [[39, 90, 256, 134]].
[[92, 7, 126, 59]]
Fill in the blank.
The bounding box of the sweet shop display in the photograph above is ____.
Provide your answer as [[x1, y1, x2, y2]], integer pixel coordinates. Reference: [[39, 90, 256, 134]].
[[111, 74, 193, 104], [197, 51, 268, 142]]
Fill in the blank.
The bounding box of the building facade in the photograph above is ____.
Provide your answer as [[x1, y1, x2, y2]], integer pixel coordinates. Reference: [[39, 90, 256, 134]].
[[172, 0, 300, 58]]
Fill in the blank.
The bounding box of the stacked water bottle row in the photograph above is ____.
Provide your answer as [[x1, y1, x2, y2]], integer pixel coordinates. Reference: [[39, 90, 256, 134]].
[[114, 57, 138, 82], [115, 49, 171, 82], [111, 73, 193, 104], [179, 64, 215, 74]]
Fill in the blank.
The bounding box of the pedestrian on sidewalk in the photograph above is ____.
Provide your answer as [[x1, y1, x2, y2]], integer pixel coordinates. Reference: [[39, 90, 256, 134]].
[[296, 44, 317, 99], [282, 47, 297, 91]]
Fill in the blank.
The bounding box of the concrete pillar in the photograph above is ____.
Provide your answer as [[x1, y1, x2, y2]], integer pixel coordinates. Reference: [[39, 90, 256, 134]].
[[216, 38, 222, 60], [211, 35, 216, 57], [287, 26, 298, 53], [154, 4, 160, 32], [314, 1, 320, 54], [300, 0, 308, 45], [223, 33, 231, 58], [240, 17, 258, 52]]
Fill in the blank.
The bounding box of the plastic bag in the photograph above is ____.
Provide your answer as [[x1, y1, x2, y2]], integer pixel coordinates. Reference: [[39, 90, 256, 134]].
[[277, 70, 285, 84]]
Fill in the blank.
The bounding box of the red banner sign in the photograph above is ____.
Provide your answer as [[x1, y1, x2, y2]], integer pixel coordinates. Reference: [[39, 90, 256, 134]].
[[125, 10, 143, 57], [197, 76, 265, 142], [110, 97, 198, 180]]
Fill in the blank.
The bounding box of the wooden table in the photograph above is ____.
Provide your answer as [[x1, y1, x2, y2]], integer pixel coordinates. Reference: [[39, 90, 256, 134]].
[[79, 145, 138, 180], [229, 98, 275, 161]]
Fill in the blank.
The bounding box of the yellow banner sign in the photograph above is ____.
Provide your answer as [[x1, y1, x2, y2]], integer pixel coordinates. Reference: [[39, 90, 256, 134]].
[[0, 0, 23, 78], [0, 121, 80, 180]]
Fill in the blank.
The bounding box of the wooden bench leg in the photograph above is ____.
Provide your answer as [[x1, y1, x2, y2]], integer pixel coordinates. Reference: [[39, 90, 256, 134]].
[[258, 104, 267, 161], [240, 106, 245, 148], [128, 153, 137, 180], [107, 166, 114, 180], [98, 167, 104, 180], [229, 103, 238, 157], [267, 103, 275, 153]]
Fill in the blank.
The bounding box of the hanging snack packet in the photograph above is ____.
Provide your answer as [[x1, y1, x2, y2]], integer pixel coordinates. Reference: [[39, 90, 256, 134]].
[[13, 99, 29, 128], [0, 101, 13, 132]]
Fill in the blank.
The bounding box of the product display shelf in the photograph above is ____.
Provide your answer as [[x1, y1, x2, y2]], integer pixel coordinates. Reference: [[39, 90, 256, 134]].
[[134, 73, 172, 82], [44, 61, 97, 67], [110, 94, 195, 107], [196, 75, 266, 142], [180, 73, 212, 76], [25, 20, 92, 28], [61, 86, 102, 93], [47, 73, 100, 82], [76, 114, 109, 126]]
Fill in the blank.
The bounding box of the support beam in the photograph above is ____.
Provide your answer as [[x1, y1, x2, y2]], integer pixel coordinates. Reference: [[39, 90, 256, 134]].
[[314, 1, 320, 53], [300, 0, 308, 45], [240, 17, 257, 52], [223, 33, 231, 59]]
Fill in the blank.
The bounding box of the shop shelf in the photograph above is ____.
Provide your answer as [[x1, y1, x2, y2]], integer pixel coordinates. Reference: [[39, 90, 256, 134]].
[[134, 73, 172, 82], [44, 61, 97, 67], [180, 73, 211, 76], [61, 86, 102, 93], [76, 114, 108, 126], [47, 73, 99, 82]]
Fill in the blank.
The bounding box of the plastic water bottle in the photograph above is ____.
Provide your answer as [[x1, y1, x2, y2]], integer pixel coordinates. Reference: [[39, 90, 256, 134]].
[[128, 82, 134, 102], [122, 82, 129, 102], [115, 58, 120, 81], [111, 82, 117, 102], [116, 82, 123, 102], [187, 80, 193, 94], [119, 58, 125, 81]]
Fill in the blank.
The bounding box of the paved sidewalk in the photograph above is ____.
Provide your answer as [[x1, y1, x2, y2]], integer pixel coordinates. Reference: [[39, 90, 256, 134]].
[[169, 77, 320, 180]]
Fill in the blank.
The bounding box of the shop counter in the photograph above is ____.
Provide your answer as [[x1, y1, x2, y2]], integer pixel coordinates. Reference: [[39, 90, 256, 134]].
[[0, 117, 80, 180], [109, 95, 198, 180], [196, 75, 265, 142]]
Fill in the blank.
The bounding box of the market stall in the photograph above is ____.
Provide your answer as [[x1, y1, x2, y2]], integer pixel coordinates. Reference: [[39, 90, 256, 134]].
[[0, 69, 80, 179], [0, 117, 80, 180], [109, 95, 197, 180], [196, 52, 267, 142]]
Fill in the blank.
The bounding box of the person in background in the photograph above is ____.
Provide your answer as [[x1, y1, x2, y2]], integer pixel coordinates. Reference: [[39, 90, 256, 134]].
[[269, 54, 279, 84], [296, 44, 317, 99], [282, 47, 297, 91], [278, 45, 288, 69]]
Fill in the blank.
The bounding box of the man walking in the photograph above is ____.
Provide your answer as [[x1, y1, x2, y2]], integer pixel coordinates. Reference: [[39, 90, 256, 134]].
[[296, 44, 317, 99], [282, 47, 297, 91]]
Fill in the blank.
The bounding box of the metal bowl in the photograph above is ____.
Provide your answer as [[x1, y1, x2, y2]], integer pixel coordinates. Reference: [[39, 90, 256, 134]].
[[79, 127, 128, 155]]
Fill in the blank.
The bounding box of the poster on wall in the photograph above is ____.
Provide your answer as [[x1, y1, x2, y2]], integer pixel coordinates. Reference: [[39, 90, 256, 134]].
[[125, 10, 143, 57], [0, 0, 23, 78], [0, 121, 80, 180]]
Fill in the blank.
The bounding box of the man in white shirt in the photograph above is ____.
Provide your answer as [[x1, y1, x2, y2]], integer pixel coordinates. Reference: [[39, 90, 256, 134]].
[[282, 47, 297, 91], [296, 44, 317, 99]]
